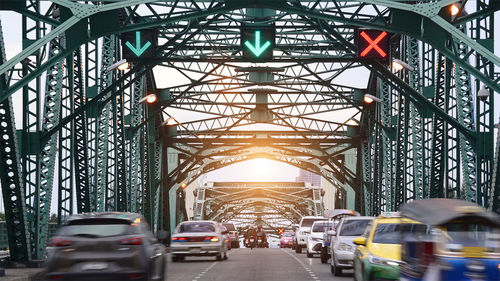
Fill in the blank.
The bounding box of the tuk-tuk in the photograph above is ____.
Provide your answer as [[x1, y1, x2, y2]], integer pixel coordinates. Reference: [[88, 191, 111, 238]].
[[399, 199, 500, 281]]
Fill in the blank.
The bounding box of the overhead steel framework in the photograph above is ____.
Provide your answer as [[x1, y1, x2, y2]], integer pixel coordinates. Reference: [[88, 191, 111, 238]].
[[0, 0, 498, 262], [192, 181, 324, 231]]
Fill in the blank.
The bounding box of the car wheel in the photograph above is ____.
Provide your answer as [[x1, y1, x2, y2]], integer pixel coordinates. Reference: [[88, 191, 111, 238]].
[[216, 253, 223, 261], [306, 250, 313, 258], [332, 260, 342, 276], [295, 245, 302, 253], [320, 247, 328, 264], [172, 255, 183, 262]]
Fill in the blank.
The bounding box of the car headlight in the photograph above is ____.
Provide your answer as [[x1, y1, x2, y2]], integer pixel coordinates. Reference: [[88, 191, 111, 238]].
[[368, 253, 399, 267], [338, 243, 354, 252]]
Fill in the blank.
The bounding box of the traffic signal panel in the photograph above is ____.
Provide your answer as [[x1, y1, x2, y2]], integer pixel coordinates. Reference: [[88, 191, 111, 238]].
[[356, 29, 390, 61], [241, 24, 275, 61]]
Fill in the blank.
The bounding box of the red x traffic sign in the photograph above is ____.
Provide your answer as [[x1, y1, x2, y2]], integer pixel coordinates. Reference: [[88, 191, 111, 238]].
[[356, 29, 391, 60]]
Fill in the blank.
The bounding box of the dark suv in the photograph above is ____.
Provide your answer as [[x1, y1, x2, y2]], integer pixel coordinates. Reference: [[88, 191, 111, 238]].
[[43, 212, 166, 281]]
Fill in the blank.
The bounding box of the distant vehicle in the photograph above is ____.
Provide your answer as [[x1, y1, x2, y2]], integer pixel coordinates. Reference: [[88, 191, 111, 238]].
[[330, 216, 373, 276], [171, 220, 229, 262], [295, 216, 327, 253], [280, 232, 295, 248], [399, 199, 500, 281], [44, 212, 167, 281], [220, 224, 232, 250], [222, 223, 240, 248], [353, 212, 427, 281], [306, 221, 332, 258]]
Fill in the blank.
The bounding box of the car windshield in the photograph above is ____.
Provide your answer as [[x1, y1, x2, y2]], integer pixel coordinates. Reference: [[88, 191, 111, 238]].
[[372, 223, 427, 244], [301, 218, 326, 228], [179, 222, 216, 233], [223, 224, 236, 231], [339, 220, 371, 236], [312, 222, 332, 232], [60, 219, 131, 237], [283, 232, 294, 237]]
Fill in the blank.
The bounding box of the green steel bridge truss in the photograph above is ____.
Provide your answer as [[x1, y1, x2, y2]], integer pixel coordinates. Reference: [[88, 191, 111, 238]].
[[0, 0, 498, 261]]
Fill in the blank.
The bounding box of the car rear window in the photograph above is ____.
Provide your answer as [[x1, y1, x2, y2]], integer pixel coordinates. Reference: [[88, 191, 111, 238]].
[[312, 222, 332, 232], [372, 223, 427, 244], [60, 219, 131, 237], [339, 220, 370, 236], [223, 224, 236, 231], [283, 232, 294, 237], [179, 222, 216, 233], [301, 218, 326, 228]]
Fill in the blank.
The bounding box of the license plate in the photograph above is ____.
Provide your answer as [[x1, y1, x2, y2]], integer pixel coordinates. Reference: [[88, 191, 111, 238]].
[[81, 262, 108, 271], [189, 247, 201, 253], [250, 239, 255, 242]]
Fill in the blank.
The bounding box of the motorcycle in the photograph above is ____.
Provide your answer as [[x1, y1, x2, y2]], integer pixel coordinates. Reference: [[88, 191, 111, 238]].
[[248, 235, 256, 249], [257, 235, 268, 248]]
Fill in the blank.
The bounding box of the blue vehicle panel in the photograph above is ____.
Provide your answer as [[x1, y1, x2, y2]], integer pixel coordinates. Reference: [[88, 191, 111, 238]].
[[439, 257, 500, 281]]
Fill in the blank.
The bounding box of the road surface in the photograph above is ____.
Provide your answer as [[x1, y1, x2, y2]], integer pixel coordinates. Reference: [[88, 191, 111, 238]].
[[166, 248, 354, 281]]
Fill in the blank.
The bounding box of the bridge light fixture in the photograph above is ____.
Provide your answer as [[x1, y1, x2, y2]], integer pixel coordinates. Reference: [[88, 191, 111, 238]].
[[392, 59, 414, 72], [363, 94, 381, 104], [180, 182, 187, 189], [139, 94, 158, 104], [106, 59, 129, 72], [346, 119, 359, 126], [450, 3, 461, 16], [165, 117, 178, 126]]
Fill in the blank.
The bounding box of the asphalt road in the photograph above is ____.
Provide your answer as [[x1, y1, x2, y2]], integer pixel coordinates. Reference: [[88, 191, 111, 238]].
[[166, 248, 354, 281]]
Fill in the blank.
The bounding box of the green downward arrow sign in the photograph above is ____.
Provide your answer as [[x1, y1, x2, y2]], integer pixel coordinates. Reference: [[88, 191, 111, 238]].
[[244, 30, 271, 57], [125, 31, 152, 57]]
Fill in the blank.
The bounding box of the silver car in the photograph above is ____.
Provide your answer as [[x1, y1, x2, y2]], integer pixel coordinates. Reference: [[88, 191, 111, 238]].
[[330, 216, 373, 276], [43, 212, 167, 281], [170, 220, 229, 262]]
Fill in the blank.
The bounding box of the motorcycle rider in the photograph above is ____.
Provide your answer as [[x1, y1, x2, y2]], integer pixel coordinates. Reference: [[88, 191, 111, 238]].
[[256, 225, 267, 247], [245, 226, 257, 248]]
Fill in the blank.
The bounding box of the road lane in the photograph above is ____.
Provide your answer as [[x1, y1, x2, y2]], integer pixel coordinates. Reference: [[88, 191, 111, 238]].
[[166, 248, 354, 281]]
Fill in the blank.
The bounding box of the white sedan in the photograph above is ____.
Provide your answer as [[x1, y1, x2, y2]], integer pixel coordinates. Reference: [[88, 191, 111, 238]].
[[170, 220, 229, 262]]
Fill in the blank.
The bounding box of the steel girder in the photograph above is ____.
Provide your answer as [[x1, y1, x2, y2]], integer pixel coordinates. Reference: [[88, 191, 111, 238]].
[[0, 0, 498, 261], [192, 182, 323, 227]]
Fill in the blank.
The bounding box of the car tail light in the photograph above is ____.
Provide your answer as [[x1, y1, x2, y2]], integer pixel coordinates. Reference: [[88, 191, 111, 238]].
[[119, 237, 143, 245], [172, 237, 187, 242], [50, 237, 72, 247], [49, 275, 63, 279], [204, 236, 219, 242], [129, 273, 144, 279]]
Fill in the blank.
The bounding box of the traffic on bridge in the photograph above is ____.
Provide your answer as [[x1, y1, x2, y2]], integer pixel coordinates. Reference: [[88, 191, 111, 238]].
[[0, 0, 499, 280]]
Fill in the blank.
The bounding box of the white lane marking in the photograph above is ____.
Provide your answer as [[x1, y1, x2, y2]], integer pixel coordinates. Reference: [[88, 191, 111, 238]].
[[282, 249, 322, 281], [193, 248, 241, 280]]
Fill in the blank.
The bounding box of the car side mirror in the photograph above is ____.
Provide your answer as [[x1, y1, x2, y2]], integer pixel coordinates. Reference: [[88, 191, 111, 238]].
[[327, 230, 336, 236], [353, 237, 366, 246]]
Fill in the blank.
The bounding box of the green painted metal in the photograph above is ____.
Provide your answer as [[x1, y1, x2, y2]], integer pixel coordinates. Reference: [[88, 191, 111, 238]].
[[0, 19, 31, 262], [0, 0, 498, 262]]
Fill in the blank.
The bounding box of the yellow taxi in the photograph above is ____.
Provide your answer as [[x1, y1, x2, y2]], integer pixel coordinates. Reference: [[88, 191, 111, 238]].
[[352, 212, 427, 281]]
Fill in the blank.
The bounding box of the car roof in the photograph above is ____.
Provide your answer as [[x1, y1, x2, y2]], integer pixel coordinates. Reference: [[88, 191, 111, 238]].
[[301, 216, 326, 220], [66, 212, 143, 223], [311, 220, 331, 225], [342, 216, 374, 221], [179, 220, 217, 224], [400, 198, 500, 227], [374, 217, 419, 224]]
